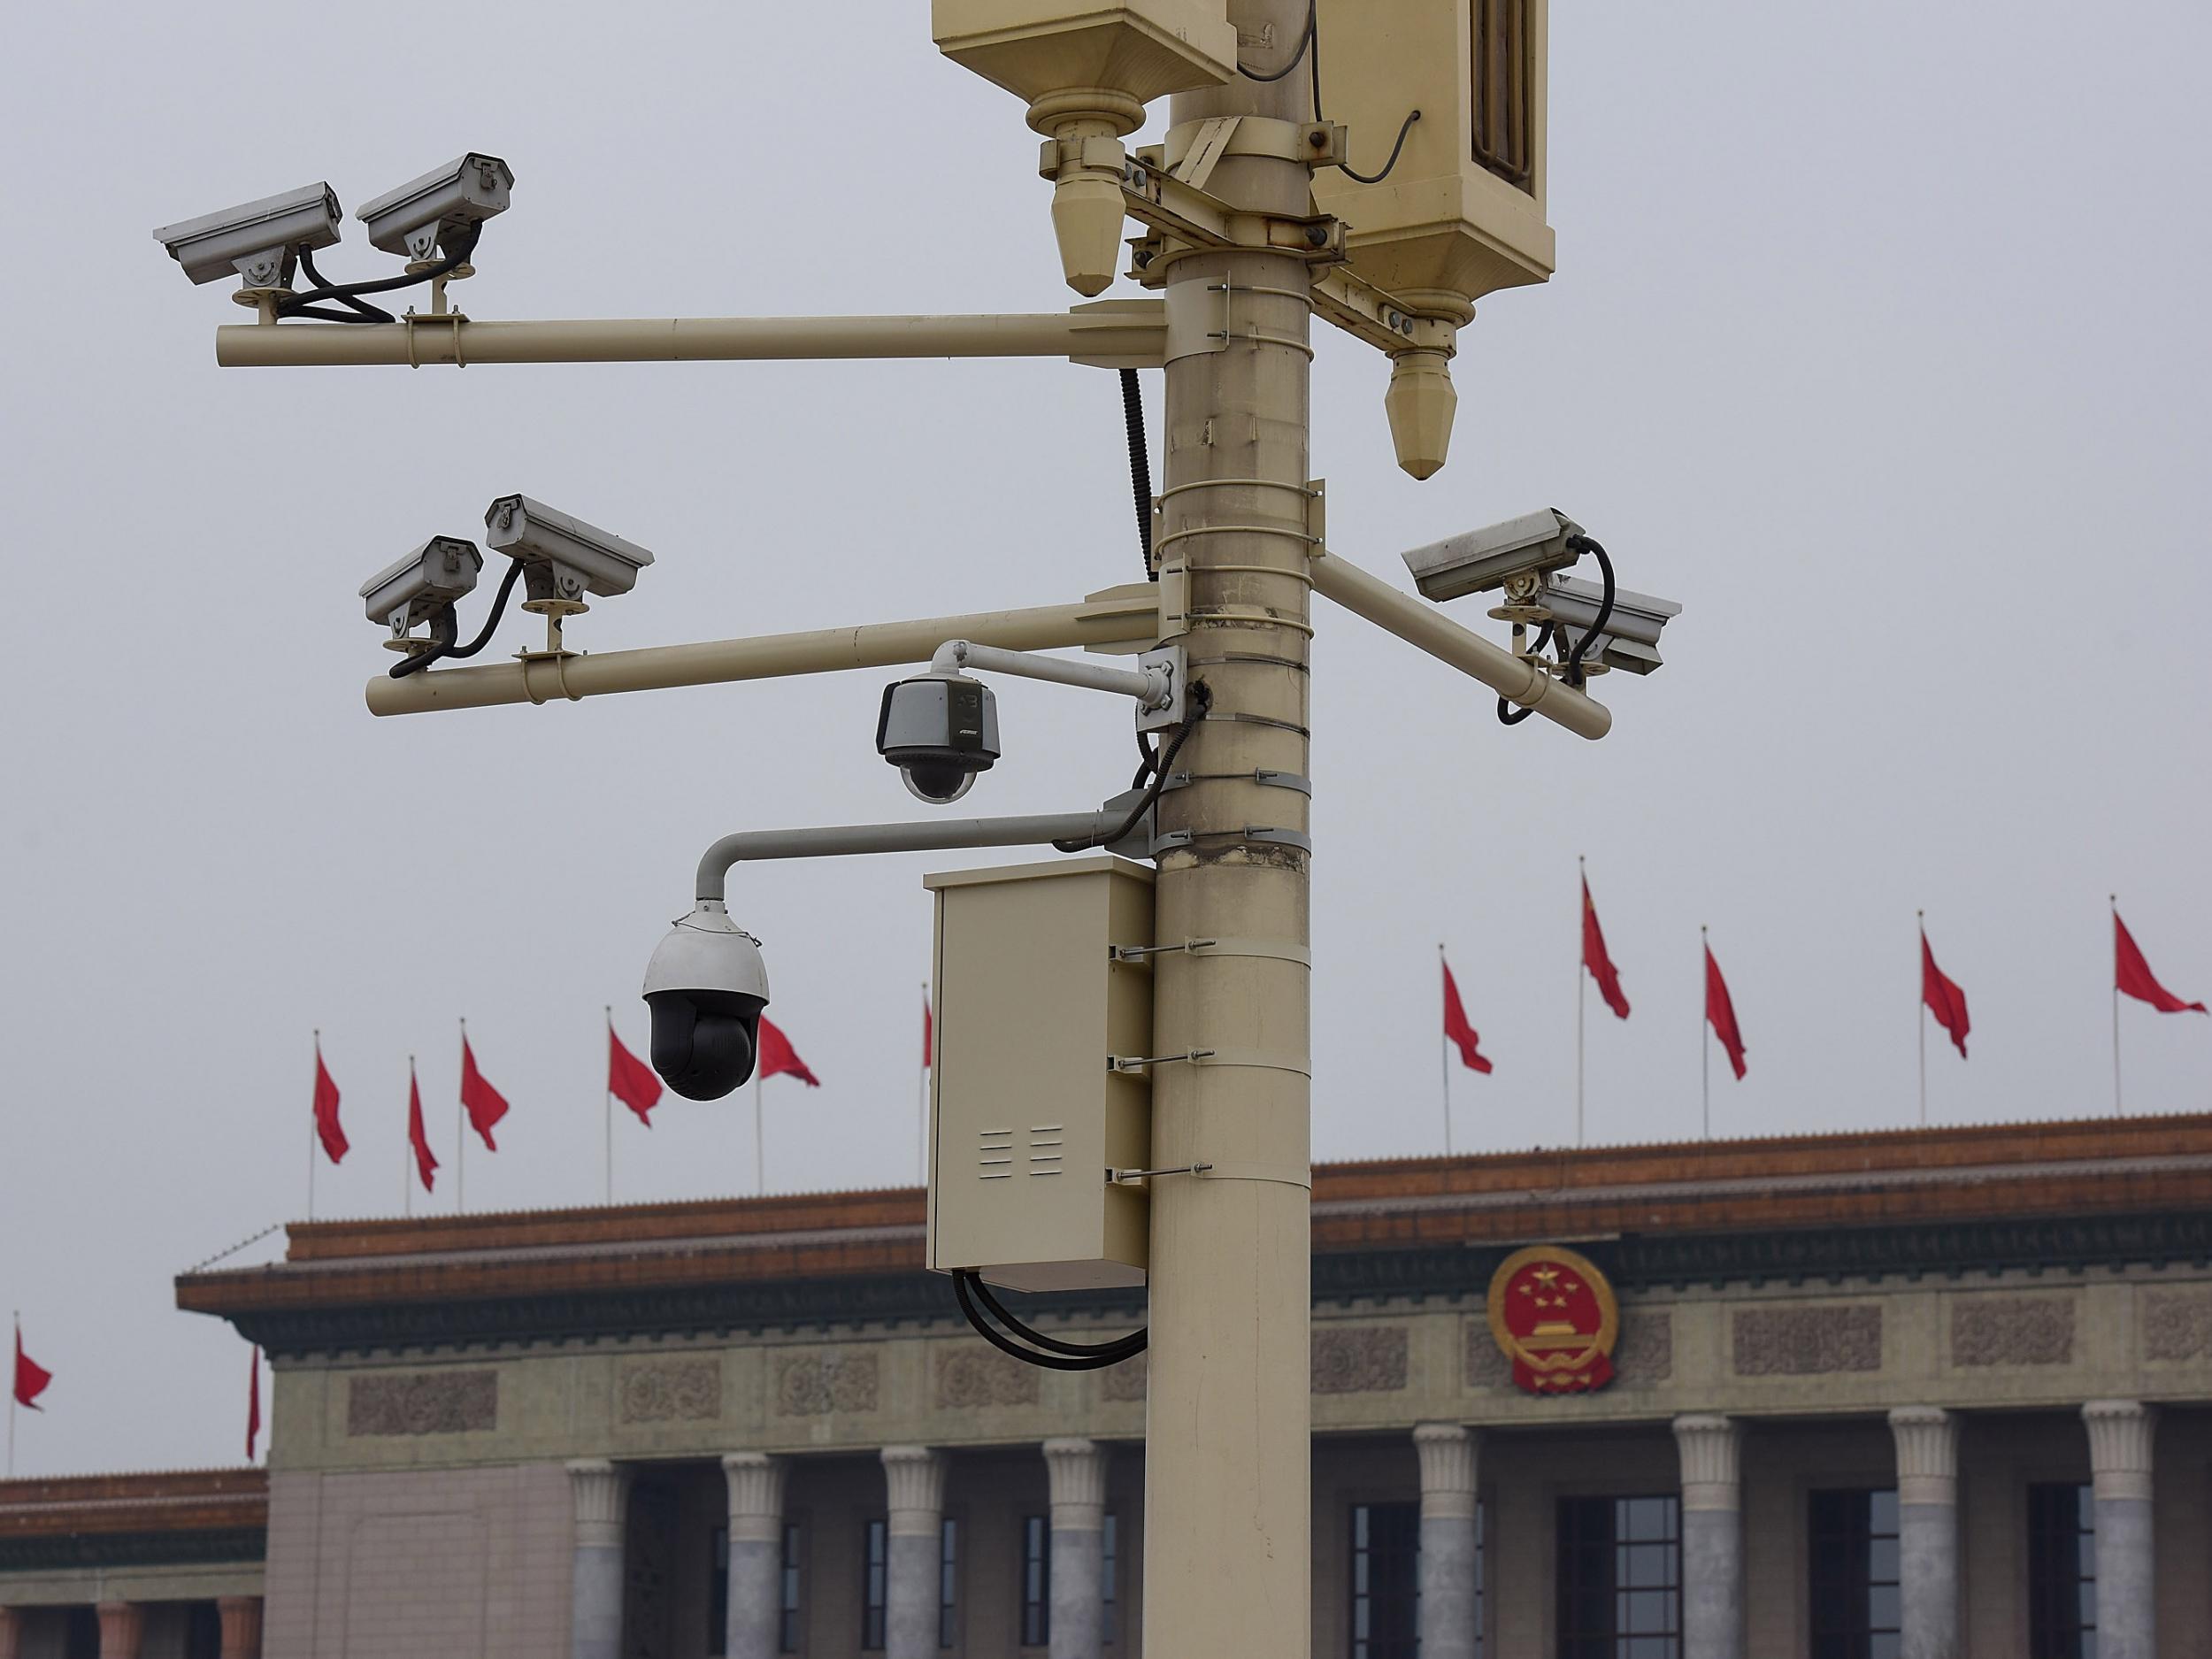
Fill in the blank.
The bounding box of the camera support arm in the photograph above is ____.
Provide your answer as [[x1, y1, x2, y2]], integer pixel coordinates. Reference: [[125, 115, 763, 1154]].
[[929, 640, 1176, 712], [695, 806, 1141, 903]]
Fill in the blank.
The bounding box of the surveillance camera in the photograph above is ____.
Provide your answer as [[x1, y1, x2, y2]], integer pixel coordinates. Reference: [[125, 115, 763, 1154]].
[[876, 673, 1002, 804], [357, 153, 514, 263], [641, 901, 771, 1101], [1538, 572, 1682, 676], [483, 495, 653, 609], [152, 181, 342, 289], [358, 536, 483, 636], [1401, 509, 1586, 603]]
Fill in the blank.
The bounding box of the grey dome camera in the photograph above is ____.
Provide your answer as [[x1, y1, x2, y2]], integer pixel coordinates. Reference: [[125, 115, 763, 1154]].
[[876, 673, 1002, 804], [641, 902, 770, 1101]]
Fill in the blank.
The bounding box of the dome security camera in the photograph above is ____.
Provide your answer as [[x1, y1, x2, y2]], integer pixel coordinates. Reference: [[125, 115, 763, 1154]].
[[641, 902, 770, 1101], [876, 673, 1001, 805]]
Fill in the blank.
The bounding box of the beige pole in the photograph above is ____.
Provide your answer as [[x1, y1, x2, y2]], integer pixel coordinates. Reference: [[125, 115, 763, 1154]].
[[1143, 7, 1313, 1652]]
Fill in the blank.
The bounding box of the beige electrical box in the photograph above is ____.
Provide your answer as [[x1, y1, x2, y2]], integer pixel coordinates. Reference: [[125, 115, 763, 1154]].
[[924, 856, 1155, 1293], [931, 0, 1238, 116], [1310, 0, 1555, 316]]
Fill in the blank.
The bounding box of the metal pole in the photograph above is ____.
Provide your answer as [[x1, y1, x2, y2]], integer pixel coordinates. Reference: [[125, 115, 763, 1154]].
[[919, 980, 932, 1185], [2111, 895, 2124, 1117], [457, 1018, 467, 1216], [1917, 913, 1928, 1128], [404, 1056, 415, 1217], [1145, 11, 1312, 1651], [1439, 943, 1453, 1156], [1577, 856, 1587, 1149], [754, 1069, 765, 1199], [308, 1030, 319, 1223], [7, 1312, 17, 1479], [1701, 926, 1710, 1141], [603, 1008, 614, 1207]]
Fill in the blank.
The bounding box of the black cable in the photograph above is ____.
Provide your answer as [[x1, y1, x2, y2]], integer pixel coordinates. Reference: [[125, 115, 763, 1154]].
[[1238, 0, 1316, 81], [388, 557, 524, 680], [1055, 683, 1211, 853], [964, 1273, 1146, 1360], [953, 1272, 1145, 1371], [296, 246, 394, 324], [1118, 368, 1156, 580], [1560, 536, 1615, 687], [1309, 13, 1421, 185], [1132, 726, 1161, 791], [1495, 624, 1554, 726], [277, 228, 477, 322]]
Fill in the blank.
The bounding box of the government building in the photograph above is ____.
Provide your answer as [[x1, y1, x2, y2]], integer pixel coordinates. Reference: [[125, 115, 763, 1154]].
[[2, 1110, 2208, 1658]]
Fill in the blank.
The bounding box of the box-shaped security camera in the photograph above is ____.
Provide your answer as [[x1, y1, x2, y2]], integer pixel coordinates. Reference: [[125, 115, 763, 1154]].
[[925, 856, 1154, 1293], [1310, 0, 1555, 314], [933, 0, 1236, 111]]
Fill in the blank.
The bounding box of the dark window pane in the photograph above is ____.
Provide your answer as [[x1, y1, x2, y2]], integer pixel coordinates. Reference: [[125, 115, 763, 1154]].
[[1350, 1502, 1420, 1659], [1023, 1514, 1051, 1647], [780, 1523, 803, 1655]]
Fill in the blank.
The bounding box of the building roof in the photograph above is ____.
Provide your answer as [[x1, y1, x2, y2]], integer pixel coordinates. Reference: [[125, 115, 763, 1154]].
[[173, 1113, 2212, 1356], [0, 1469, 267, 1560]]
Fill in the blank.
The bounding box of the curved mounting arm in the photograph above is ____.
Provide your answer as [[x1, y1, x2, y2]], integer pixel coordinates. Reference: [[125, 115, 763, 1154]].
[[929, 639, 1175, 711], [695, 807, 1137, 902]]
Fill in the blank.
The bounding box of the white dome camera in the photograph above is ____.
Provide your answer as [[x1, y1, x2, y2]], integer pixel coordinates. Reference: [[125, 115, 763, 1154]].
[[641, 901, 770, 1101]]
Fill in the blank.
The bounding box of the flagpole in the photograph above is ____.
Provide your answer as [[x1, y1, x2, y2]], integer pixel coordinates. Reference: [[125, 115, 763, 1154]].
[[754, 1068, 765, 1198], [1916, 913, 1927, 1128], [2111, 895, 2124, 1118], [1438, 943, 1453, 1156], [309, 1031, 320, 1224], [7, 1311, 17, 1479], [1575, 856, 1586, 1149], [404, 1056, 415, 1217], [603, 1008, 615, 1206], [918, 980, 931, 1185], [1700, 926, 1710, 1142], [457, 1018, 467, 1216]]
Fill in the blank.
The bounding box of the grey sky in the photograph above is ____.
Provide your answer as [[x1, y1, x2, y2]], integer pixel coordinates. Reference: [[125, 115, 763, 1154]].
[[3, 3, 2206, 1476]]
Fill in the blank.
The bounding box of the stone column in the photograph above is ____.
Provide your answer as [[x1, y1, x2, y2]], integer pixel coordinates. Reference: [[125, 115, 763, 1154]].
[[881, 1446, 947, 1659], [2082, 1401, 2156, 1659], [723, 1454, 787, 1659], [0, 1606, 22, 1659], [1887, 1408, 1960, 1659], [1042, 1439, 1109, 1659], [567, 1458, 631, 1659], [217, 1596, 265, 1659], [1672, 1416, 1743, 1659], [1412, 1424, 1479, 1659], [96, 1603, 144, 1659]]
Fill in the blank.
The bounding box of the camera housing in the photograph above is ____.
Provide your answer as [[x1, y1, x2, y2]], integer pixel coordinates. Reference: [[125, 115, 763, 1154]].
[[1401, 508, 1586, 603], [483, 494, 653, 609], [877, 673, 1002, 803], [1535, 573, 1682, 676], [359, 536, 483, 637], [357, 154, 514, 262], [642, 901, 771, 1100], [152, 181, 342, 289]]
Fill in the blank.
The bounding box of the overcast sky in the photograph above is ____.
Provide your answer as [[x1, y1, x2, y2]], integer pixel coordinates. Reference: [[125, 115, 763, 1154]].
[[3, 3, 2207, 1475]]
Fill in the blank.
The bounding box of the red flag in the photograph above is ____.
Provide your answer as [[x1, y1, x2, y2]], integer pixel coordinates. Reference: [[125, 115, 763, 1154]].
[[458, 1035, 511, 1151], [757, 1016, 820, 1087], [1704, 944, 1747, 1079], [1440, 958, 1494, 1074], [2116, 911, 2207, 1015], [922, 997, 933, 1070], [312, 1039, 348, 1165], [1921, 927, 1970, 1058], [246, 1348, 262, 1462], [1581, 876, 1632, 1019], [608, 1023, 662, 1125], [406, 1062, 438, 1192], [12, 1325, 51, 1412]]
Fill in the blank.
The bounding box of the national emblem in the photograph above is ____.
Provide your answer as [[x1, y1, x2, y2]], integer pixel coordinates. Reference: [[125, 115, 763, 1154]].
[[1486, 1244, 1620, 1395]]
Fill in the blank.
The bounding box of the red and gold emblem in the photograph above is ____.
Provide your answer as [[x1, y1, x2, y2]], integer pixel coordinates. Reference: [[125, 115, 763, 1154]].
[[1486, 1244, 1619, 1394]]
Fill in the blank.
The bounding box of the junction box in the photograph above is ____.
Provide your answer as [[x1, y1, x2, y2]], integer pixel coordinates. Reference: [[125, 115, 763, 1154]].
[[924, 856, 1155, 1292]]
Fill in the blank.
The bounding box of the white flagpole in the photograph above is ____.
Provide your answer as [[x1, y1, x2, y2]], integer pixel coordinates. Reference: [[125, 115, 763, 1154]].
[[7, 1310, 18, 1479], [603, 1008, 615, 1206], [457, 1018, 467, 1216], [1576, 856, 1587, 1149], [2111, 895, 2124, 1117], [1916, 913, 1928, 1128], [754, 1069, 766, 1198], [404, 1056, 415, 1217], [1701, 926, 1710, 1142], [1438, 943, 1453, 1156], [308, 1031, 320, 1223], [918, 981, 932, 1185]]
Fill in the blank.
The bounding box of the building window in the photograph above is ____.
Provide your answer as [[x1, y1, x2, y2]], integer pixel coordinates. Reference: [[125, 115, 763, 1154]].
[[1351, 1502, 1421, 1659], [1022, 1513, 1051, 1647], [1808, 1489, 1901, 1659], [780, 1521, 803, 1655], [939, 1517, 959, 1649], [863, 1518, 888, 1651], [2028, 1483, 2097, 1659], [1102, 1513, 1119, 1645], [183, 1603, 224, 1659], [710, 1525, 730, 1656], [1556, 1495, 1681, 1658]]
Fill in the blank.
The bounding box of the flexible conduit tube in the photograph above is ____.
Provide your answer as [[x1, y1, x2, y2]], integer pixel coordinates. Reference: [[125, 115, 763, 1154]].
[[1308, 549, 1612, 741]]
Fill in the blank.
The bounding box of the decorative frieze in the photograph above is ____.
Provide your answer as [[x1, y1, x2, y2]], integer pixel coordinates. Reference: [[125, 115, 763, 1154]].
[[1950, 1296, 2073, 1368], [1100, 1355, 1148, 1402], [618, 1357, 721, 1423], [937, 1347, 1042, 1409], [1732, 1305, 1881, 1377], [2143, 1289, 2212, 1362], [1612, 1310, 1674, 1385], [773, 1352, 879, 1417], [346, 1370, 497, 1436], [1463, 1319, 1512, 1390], [1312, 1325, 1409, 1394]]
